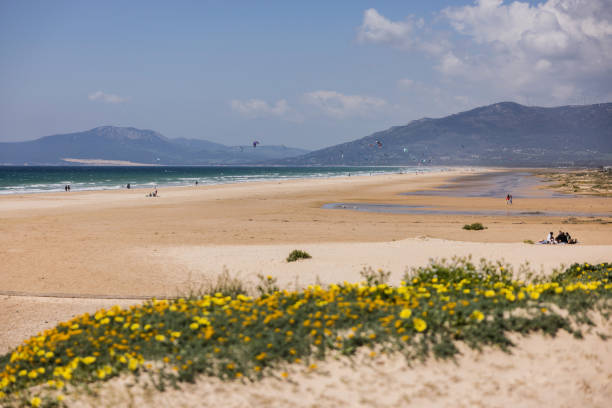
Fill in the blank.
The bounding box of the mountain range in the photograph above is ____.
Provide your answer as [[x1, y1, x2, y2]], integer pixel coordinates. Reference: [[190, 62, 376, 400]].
[[279, 102, 612, 166], [0, 126, 309, 165], [1, 102, 610, 166]]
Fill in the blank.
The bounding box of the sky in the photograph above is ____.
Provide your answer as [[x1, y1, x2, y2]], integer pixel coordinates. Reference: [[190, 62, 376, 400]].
[[1, 0, 611, 149]]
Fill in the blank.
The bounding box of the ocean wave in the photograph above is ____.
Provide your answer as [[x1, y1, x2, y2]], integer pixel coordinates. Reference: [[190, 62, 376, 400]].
[[0, 166, 438, 195]]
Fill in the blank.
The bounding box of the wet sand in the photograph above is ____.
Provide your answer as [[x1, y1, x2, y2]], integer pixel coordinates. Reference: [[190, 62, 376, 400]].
[[403, 170, 574, 198], [323, 202, 612, 217]]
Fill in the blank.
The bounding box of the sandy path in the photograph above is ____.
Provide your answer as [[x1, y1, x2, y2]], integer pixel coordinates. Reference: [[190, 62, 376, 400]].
[[0, 296, 140, 354], [148, 238, 612, 293]]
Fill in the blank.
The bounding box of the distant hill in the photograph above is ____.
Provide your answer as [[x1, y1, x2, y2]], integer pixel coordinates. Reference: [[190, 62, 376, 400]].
[[0, 126, 309, 165], [278, 102, 612, 167]]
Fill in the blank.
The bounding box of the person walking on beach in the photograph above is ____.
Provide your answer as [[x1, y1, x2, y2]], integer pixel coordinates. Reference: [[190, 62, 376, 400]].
[[505, 194, 510, 205], [509, 194, 513, 205]]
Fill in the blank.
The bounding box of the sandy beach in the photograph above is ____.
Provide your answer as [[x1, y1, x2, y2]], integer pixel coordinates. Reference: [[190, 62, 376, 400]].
[[1, 167, 611, 405]]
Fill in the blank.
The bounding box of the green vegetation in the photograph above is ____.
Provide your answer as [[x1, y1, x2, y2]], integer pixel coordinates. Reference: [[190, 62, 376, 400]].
[[523, 239, 534, 244], [538, 169, 612, 197], [286, 250, 312, 262], [1, 260, 611, 407], [463, 222, 486, 230]]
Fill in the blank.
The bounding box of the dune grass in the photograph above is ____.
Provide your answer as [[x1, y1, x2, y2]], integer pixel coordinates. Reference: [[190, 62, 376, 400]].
[[463, 222, 486, 230], [1, 260, 611, 407], [286, 250, 312, 262]]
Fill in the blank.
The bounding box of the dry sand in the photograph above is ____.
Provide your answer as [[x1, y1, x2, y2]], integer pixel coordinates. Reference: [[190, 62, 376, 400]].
[[65, 326, 612, 408], [1, 167, 611, 406]]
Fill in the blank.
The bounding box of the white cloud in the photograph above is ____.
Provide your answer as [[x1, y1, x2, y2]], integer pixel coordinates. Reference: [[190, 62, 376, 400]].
[[230, 98, 291, 118], [397, 78, 414, 88], [436, 52, 466, 75], [304, 90, 387, 118], [440, 0, 612, 102], [358, 1, 612, 106], [88, 91, 127, 104], [357, 8, 416, 49]]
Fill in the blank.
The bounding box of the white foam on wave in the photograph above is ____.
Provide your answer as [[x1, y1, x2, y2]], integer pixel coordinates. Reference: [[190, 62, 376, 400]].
[[0, 167, 439, 195]]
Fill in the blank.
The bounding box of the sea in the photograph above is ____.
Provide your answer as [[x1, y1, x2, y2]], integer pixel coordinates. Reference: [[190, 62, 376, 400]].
[[0, 166, 435, 195]]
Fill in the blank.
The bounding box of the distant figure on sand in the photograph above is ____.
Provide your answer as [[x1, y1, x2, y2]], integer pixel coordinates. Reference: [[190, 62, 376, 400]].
[[127, 183, 131, 189], [538, 230, 577, 245], [509, 194, 513, 205], [505, 194, 510, 204]]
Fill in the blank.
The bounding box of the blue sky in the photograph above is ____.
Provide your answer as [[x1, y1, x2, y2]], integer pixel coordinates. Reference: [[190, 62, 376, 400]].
[[1, 0, 610, 149]]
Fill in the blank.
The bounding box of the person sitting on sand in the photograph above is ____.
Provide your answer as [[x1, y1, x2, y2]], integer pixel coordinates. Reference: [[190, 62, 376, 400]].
[[546, 231, 555, 244], [555, 230, 567, 243]]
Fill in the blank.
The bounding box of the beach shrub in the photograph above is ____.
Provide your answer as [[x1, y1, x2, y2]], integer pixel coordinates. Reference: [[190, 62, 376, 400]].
[[255, 274, 280, 297], [1, 260, 611, 406], [286, 250, 312, 262], [463, 222, 486, 230], [524, 239, 534, 244], [360, 267, 391, 286]]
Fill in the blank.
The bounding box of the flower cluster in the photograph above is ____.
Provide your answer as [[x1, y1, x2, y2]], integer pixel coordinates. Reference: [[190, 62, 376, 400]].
[[1, 261, 610, 406]]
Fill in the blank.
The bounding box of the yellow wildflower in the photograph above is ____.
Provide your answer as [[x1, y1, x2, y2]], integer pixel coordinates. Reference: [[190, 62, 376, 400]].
[[30, 397, 41, 407], [83, 356, 96, 365], [128, 358, 139, 371], [399, 308, 412, 319], [413, 318, 427, 332], [471, 310, 485, 322]]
